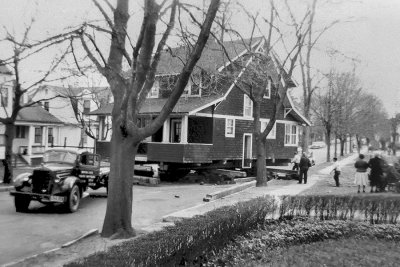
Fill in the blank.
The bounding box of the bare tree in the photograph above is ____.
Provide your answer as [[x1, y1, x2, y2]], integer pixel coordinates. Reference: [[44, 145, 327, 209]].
[[0, 22, 75, 183], [72, 0, 220, 238], [231, 0, 309, 186], [298, 0, 339, 152]]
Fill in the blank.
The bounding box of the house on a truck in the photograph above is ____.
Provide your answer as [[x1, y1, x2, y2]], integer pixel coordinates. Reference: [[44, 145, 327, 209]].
[[89, 37, 311, 179]]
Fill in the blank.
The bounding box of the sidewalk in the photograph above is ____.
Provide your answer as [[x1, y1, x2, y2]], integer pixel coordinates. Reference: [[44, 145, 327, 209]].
[[4, 153, 359, 267]]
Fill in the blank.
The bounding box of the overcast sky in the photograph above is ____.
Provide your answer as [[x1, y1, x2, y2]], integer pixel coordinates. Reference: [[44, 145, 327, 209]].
[[1, 0, 400, 116]]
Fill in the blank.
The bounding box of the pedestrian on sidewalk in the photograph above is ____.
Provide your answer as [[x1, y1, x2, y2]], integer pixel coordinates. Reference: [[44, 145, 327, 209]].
[[330, 157, 341, 187], [354, 154, 369, 193], [291, 152, 301, 171], [368, 153, 384, 193], [298, 152, 311, 184]]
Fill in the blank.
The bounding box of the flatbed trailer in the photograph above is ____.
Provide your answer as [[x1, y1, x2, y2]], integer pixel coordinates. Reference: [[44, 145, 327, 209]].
[[267, 166, 299, 180]]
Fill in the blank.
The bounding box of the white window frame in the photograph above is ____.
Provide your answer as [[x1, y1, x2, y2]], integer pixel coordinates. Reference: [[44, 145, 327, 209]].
[[261, 120, 276, 139], [147, 80, 159, 98], [243, 94, 253, 118], [225, 118, 235, 137], [284, 123, 298, 146], [263, 79, 271, 99]]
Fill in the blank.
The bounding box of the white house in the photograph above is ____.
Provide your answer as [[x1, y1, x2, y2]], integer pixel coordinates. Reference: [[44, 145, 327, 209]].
[[31, 85, 112, 150], [0, 65, 64, 165]]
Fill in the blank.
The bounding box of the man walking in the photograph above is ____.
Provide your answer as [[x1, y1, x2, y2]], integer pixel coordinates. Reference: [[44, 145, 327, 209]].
[[298, 152, 311, 184], [330, 157, 341, 187]]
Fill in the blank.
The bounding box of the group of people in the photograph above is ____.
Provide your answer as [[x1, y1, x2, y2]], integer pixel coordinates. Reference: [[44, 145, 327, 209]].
[[354, 153, 387, 193], [292, 150, 388, 193], [291, 151, 313, 184]]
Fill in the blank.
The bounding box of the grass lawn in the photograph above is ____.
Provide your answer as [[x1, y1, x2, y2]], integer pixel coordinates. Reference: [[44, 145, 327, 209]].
[[243, 237, 400, 267]]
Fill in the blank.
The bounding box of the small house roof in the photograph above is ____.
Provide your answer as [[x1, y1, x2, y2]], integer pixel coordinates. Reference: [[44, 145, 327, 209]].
[[17, 105, 63, 124], [89, 95, 222, 116]]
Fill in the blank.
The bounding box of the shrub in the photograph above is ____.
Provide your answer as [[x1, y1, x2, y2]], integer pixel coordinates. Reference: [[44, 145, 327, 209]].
[[66, 196, 277, 267], [278, 195, 400, 224]]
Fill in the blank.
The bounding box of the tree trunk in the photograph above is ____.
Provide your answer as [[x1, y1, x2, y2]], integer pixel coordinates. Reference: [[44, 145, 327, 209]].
[[340, 138, 345, 156], [349, 135, 353, 153], [356, 135, 361, 154], [256, 137, 267, 187], [302, 126, 310, 153], [3, 123, 15, 184], [326, 130, 331, 162], [101, 126, 137, 239], [334, 135, 338, 158]]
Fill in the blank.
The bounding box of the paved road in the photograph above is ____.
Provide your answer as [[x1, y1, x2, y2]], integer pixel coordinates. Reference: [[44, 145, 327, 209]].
[[0, 183, 233, 265]]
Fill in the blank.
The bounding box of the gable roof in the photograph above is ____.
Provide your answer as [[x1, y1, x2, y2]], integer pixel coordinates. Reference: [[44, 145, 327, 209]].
[[16, 105, 63, 124], [156, 37, 263, 75]]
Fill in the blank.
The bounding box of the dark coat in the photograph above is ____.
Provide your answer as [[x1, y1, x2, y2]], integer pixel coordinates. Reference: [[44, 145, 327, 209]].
[[368, 157, 384, 186], [299, 156, 311, 170]]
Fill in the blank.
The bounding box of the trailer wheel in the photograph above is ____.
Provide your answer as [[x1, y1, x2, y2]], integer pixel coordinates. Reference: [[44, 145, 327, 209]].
[[15, 196, 30, 212], [65, 185, 80, 213]]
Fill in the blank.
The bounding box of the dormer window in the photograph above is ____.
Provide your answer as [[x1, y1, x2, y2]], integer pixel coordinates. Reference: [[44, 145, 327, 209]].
[[182, 75, 202, 97], [264, 78, 271, 99], [147, 80, 159, 98]]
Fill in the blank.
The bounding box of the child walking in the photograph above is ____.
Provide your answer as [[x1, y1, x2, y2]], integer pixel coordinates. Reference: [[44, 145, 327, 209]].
[[330, 157, 341, 187]]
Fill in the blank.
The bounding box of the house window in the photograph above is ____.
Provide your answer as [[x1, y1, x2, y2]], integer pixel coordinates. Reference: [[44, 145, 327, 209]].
[[170, 119, 181, 143], [264, 79, 271, 99], [83, 100, 91, 114], [34, 127, 42, 143], [159, 75, 178, 91], [284, 124, 298, 146], [43, 101, 49, 111], [0, 86, 8, 107], [225, 118, 235, 137], [189, 74, 201, 96], [148, 80, 159, 98], [48, 128, 54, 144], [243, 94, 253, 117], [15, 126, 27, 139], [261, 121, 276, 139]]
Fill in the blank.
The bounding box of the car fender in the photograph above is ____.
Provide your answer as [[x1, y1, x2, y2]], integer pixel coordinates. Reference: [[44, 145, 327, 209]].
[[13, 173, 31, 188], [61, 176, 80, 191]]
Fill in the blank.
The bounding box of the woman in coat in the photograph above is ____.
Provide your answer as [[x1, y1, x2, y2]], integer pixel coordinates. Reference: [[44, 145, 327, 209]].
[[354, 154, 369, 193]]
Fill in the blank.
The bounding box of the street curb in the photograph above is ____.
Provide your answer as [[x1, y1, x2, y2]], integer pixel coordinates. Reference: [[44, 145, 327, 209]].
[[61, 228, 99, 248], [3, 229, 99, 267], [203, 180, 256, 202], [0, 186, 13, 192]]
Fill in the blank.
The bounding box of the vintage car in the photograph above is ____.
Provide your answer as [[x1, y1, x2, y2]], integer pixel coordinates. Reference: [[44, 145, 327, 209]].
[[10, 149, 110, 213]]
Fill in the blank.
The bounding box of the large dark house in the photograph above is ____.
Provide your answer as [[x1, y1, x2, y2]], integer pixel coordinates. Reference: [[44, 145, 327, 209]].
[[90, 37, 310, 178]]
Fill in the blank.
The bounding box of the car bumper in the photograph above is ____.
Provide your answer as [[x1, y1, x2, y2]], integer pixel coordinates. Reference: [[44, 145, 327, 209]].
[[10, 191, 66, 203]]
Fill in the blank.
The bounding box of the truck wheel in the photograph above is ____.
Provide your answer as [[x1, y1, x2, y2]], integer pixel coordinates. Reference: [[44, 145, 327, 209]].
[[66, 185, 80, 213], [15, 196, 30, 212]]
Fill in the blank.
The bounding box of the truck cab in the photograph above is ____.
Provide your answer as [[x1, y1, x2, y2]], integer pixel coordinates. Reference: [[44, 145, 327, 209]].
[[10, 149, 109, 213]]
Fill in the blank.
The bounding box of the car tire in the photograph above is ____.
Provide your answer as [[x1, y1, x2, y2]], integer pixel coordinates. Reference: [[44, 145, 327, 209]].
[[66, 185, 80, 213], [15, 196, 30, 212]]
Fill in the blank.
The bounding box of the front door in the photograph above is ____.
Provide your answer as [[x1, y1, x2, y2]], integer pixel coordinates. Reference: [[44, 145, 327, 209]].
[[242, 133, 252, 168], [170, 119, 182, 143]]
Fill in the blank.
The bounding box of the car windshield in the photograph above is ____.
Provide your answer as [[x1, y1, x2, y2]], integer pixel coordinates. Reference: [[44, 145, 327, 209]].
[[43, 150, 77, 164]]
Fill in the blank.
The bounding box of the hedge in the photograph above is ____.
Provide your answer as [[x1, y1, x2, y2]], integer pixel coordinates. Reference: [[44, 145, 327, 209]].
[[66, 194, 400, 266], [66, 196, 277, 267]]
